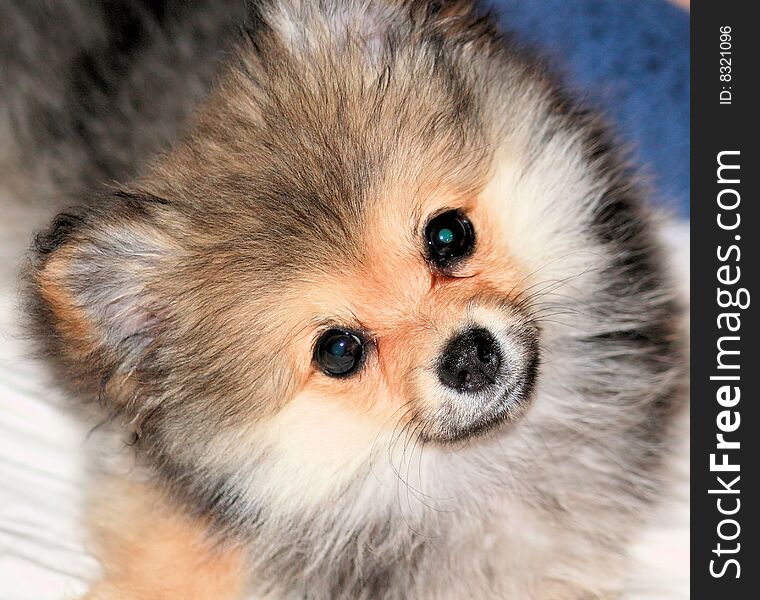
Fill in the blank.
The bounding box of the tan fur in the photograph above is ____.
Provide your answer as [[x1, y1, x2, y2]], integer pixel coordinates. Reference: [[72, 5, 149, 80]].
[[38, 251, 97, 359], [83, 478, 247, 600]]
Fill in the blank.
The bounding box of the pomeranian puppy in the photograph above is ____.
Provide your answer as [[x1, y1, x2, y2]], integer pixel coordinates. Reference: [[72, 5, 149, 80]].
[[3, 0, 686, 598]]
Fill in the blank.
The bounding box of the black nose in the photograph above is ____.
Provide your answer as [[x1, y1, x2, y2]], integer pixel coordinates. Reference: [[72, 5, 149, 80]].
[[437, 328, 502, 393]]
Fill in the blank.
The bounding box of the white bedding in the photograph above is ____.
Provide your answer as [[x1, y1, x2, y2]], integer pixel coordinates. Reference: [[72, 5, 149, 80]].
[[0, 237, 96, 598], [0, 221, 690, 599]]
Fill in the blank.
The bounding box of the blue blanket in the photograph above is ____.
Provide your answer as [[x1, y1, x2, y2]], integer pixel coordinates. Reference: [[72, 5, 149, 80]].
[[493, 0, 689, 217]]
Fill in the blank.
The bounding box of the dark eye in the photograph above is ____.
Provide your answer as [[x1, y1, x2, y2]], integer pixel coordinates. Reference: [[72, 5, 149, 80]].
[[314, 329, 365, 377], [424, 209, 475, 268]]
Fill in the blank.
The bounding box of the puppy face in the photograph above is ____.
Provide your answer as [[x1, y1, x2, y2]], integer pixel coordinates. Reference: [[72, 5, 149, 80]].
[[30, 0, 682, 534], [287, 188, 540, 437]]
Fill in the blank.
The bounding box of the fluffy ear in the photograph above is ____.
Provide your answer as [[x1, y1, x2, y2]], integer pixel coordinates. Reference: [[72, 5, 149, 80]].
[[29, 191, 180, 407]]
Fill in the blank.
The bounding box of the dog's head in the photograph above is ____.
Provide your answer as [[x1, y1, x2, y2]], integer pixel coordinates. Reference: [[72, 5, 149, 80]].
[[30, 0, 681, 527]]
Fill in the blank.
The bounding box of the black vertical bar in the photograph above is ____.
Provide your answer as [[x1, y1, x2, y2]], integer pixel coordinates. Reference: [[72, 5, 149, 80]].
[[692, 2, 758, 598]]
